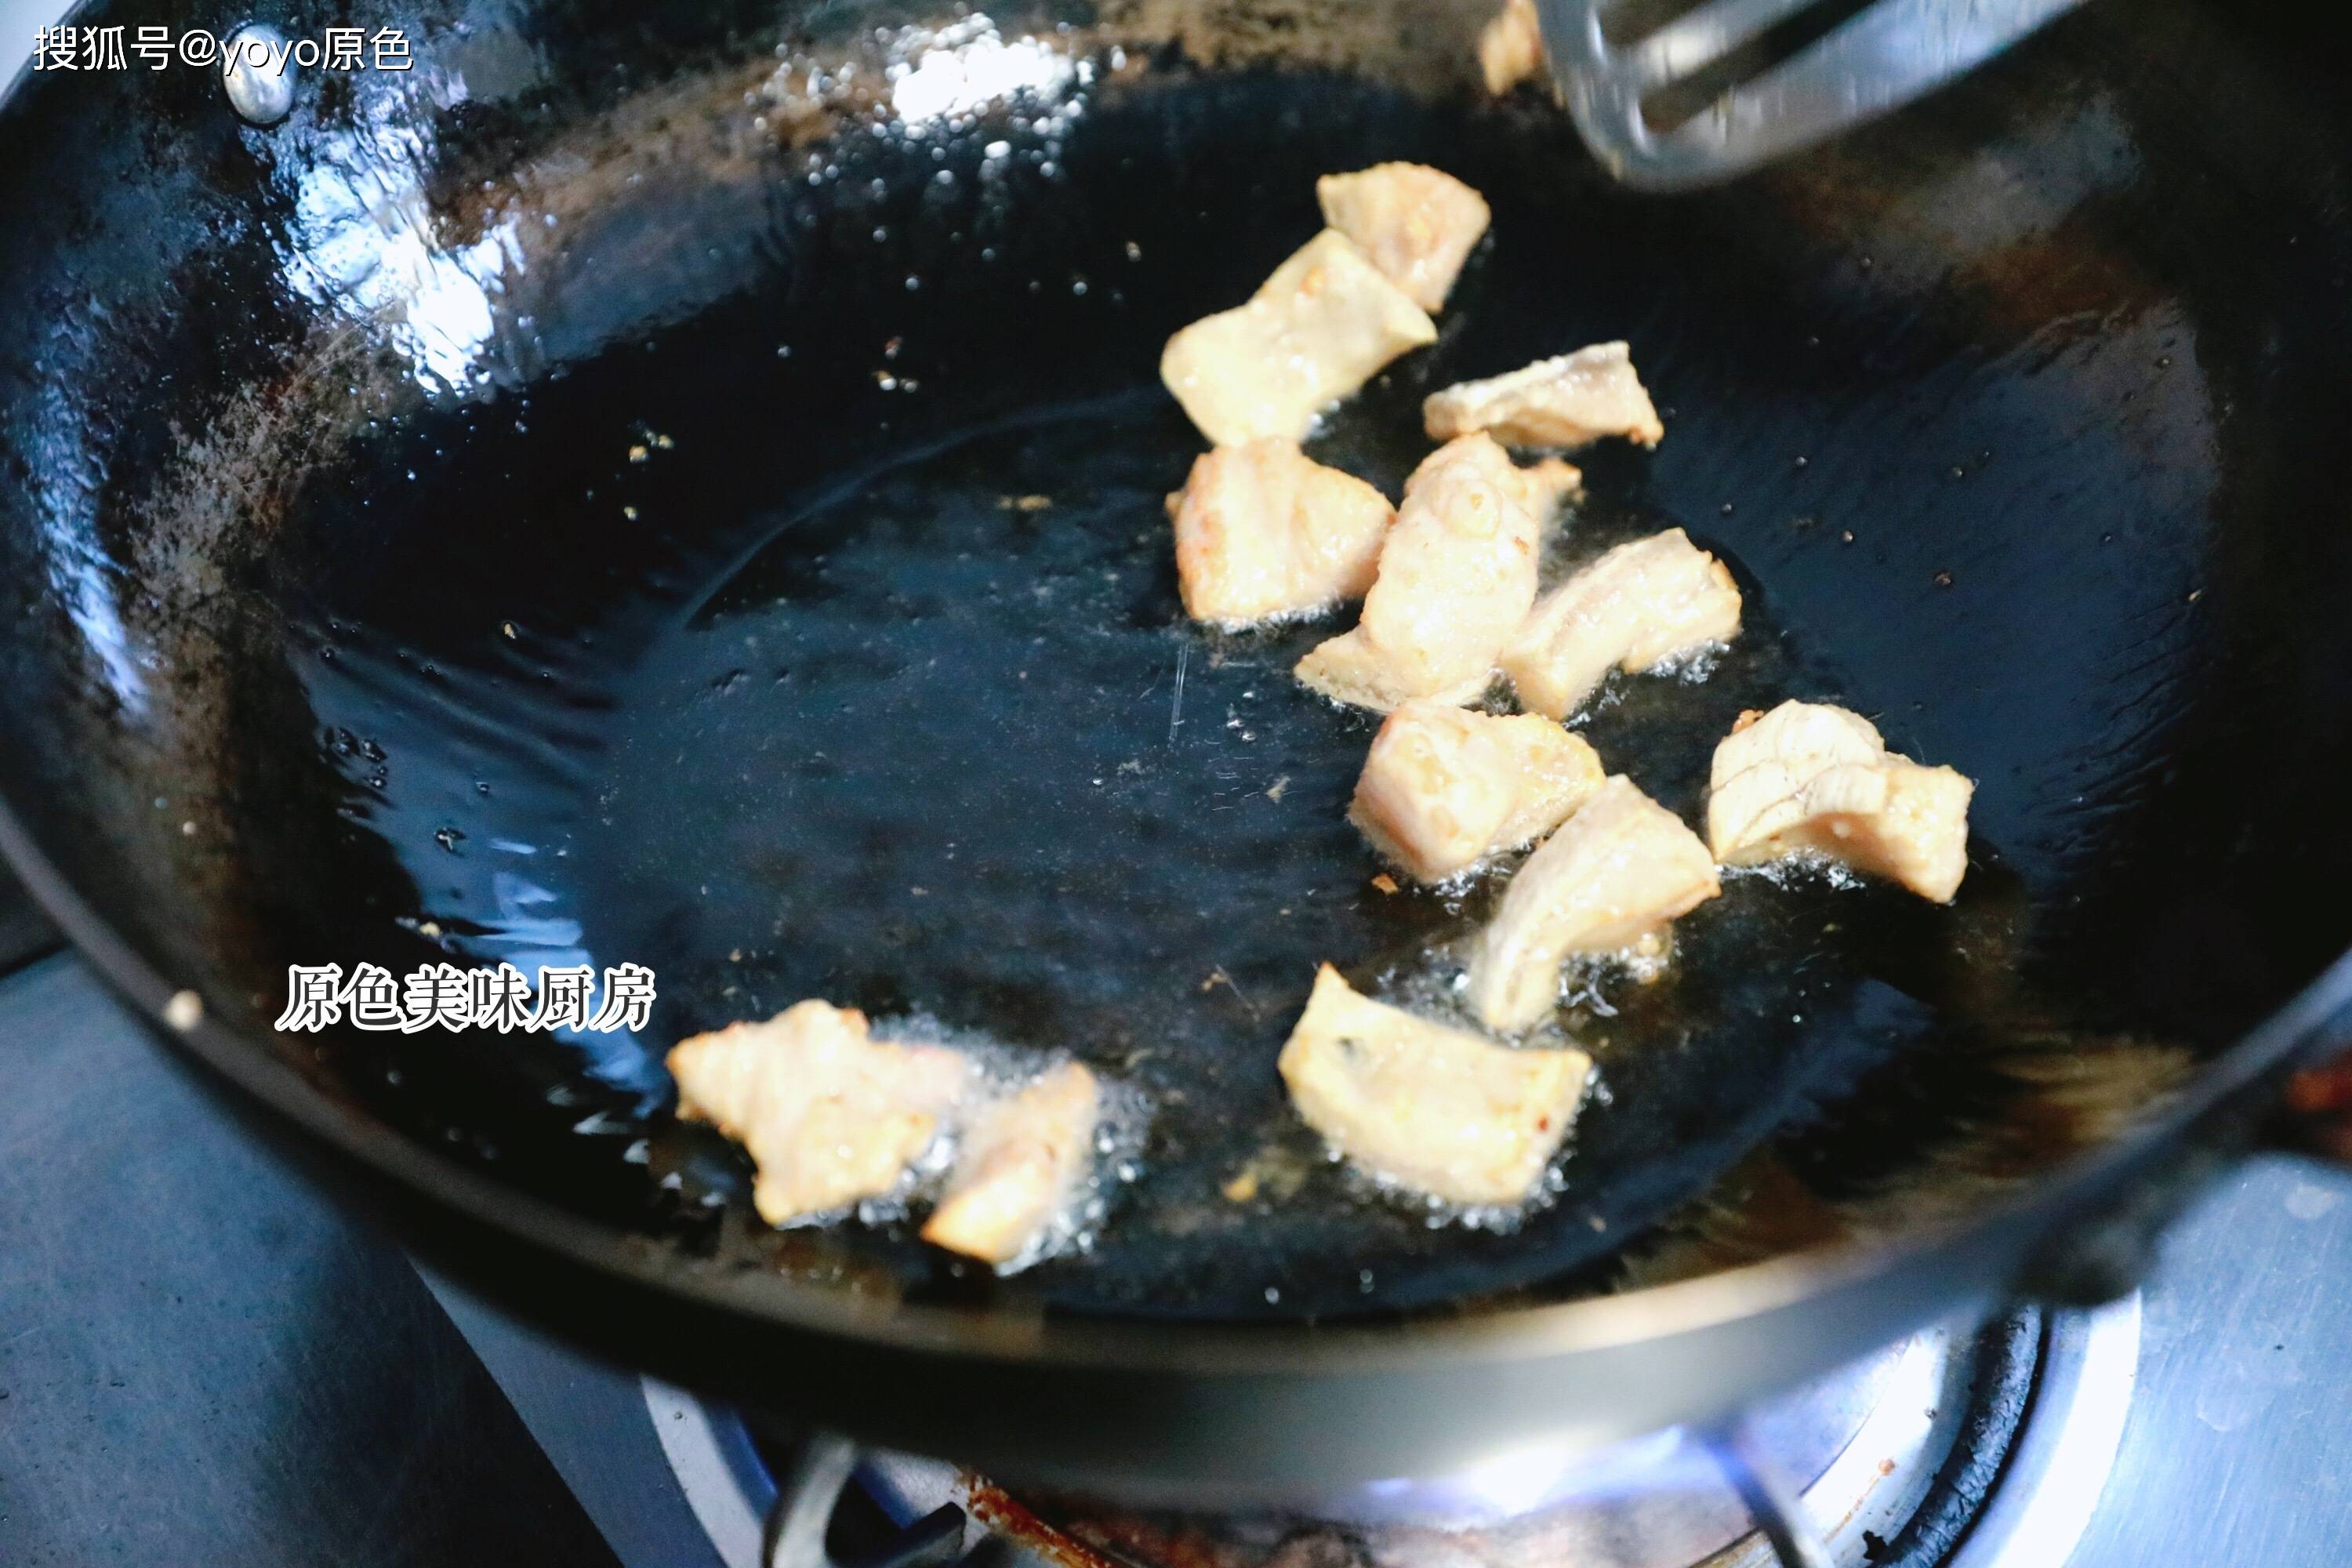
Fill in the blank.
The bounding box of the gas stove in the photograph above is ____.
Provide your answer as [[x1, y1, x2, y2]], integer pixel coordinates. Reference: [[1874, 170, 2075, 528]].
[[4, 885, 2349, 1567], [428, 1281, 2140, 1568]]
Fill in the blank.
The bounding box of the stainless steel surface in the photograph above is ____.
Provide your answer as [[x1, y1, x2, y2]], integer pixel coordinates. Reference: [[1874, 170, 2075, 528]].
[[767, 1433, 865, 1568], [1714, 1420, 1834, 1568], [2067, 1162, 2352, 1565], [1306, 1333, 1915, 1531], [1541, 0, 2090, 189], [648, 1378, 779, 1568], [592, 1305, 2141, 1568], [1946, 1301, 2139, 1568], [0, 952, 619, 1567], [429, 1156, 2352, 1567], [1709, 1301, 2140, 1566], [1711, 1329, 1976, 1566], [421, 1272, 737, 1568]]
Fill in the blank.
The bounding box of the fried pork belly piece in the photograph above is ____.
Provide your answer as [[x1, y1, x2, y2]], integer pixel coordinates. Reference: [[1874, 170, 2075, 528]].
[[1467, 775, 1722, 1030], [1166, 439, 1395, 626], [1479, 0, 1547, 96], [669, 1001, 971, 1225], [1501, 527, 1741, 719], [922, 1062, 1101, 1265], [1424, 342, 1666, 450], [1295, 434, 1543, 710], [1511, 455, 1584, 517], [1706, 699, 1976, 902], [1351, 702, 1605, 881], [1315, 164, 1493, 314], [1162, 230, 1438, 447], [1279, 965, 1592, 1205]]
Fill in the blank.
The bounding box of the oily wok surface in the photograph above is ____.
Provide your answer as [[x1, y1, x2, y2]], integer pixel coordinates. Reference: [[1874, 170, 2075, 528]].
[[2, 0, 2350, 1329]]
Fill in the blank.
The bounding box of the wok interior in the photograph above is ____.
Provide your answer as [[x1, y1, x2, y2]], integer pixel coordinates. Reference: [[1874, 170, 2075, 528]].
[[2, 0, 2348, 1324]]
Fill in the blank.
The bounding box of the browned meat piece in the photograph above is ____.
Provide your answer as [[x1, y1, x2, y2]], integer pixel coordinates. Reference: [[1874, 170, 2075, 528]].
[[1350, 702, 1605, 881], [1466, 775, 1722, 1030], [1294, 434, 1543, 710], [1511, 455, 1584, 517], [669, 1001, 971, 1225], [1424, 342, 1666, 450], [922, 1062, 1102, 1266], [1161, 230, 1437, 447], [1278, 965, 1592, 1205], [1315, 163, 1493, 314], [1167, 439, 1395, 626], [1501, 528, 1741, 719], [1706, 699, 1975, 902], [1479, 0, 1547, 96]]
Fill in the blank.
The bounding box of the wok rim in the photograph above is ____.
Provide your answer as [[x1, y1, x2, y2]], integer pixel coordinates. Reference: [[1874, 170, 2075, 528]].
[[6, 785, 2349, 1381]]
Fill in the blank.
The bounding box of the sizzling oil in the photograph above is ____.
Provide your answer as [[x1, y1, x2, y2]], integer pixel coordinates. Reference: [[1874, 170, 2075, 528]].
[[269, 66, 2252, 1321]]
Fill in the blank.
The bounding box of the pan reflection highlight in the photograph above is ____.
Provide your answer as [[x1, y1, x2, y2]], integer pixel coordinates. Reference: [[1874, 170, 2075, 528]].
[[884, 14, 1085, 132], [277, 105, 522, 392], [27, 383, 148, 716]]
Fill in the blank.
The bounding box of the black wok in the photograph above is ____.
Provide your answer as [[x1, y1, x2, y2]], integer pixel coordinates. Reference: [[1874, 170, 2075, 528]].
[[3, 0, 2350, 1504]]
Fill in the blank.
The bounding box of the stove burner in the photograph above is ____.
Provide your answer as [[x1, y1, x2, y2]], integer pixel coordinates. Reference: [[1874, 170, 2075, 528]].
[[644, 1301, 2138, 1568]]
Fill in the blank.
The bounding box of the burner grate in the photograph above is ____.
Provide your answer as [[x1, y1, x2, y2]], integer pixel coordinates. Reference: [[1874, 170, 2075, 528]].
[[648, 1302, 2138, 1568]]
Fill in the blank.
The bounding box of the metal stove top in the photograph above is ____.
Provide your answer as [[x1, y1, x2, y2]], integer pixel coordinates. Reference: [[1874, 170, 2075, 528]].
[[420, 1292, 2137, 1568], [4, 887, 2350, 1566]]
